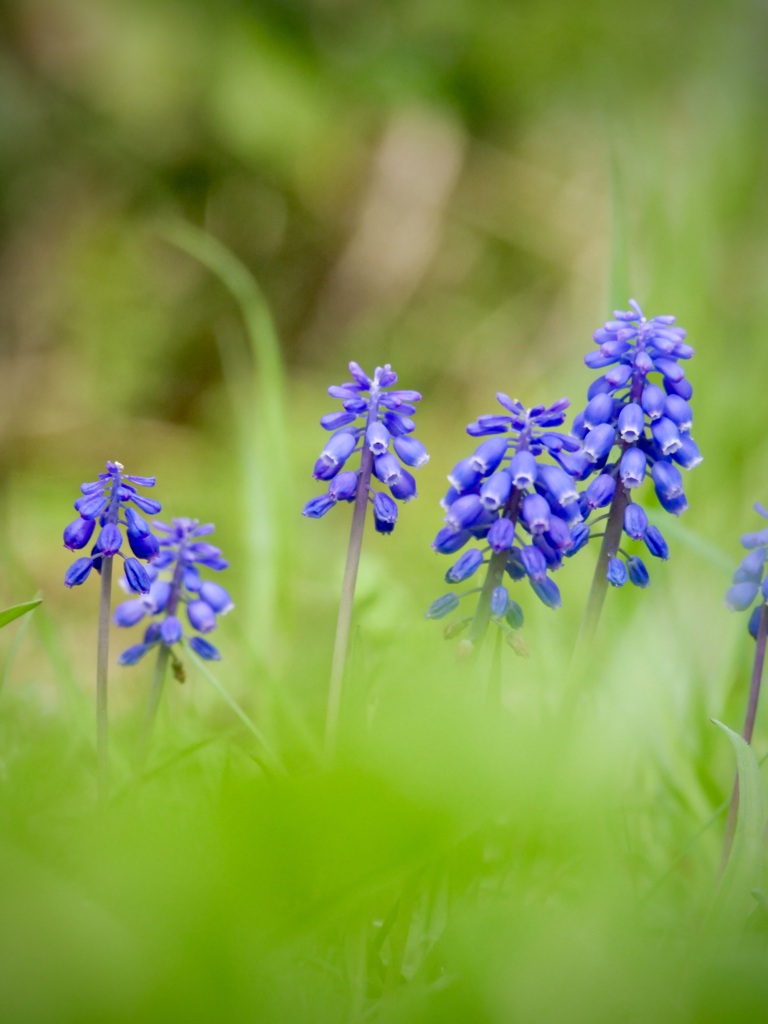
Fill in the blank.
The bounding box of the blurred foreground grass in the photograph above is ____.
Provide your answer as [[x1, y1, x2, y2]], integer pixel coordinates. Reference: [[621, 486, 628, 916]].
[[1, 602, 767, 1023]]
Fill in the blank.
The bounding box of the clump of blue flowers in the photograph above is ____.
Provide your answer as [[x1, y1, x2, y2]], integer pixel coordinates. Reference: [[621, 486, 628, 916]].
[[574, 300, 701, 588], [114, 518, 233, 668], [302, 362, 428, 533], [63, 460, 161, 592], [725, 503, 768, 638], [427, 394, 586, 650]]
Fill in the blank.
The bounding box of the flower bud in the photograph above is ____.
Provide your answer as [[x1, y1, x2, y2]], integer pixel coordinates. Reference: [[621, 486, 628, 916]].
[[585, 473, 616, 509], [530, 576, 561, 609], [426, 593, 460, 619], [64, 557, 93, 588], [432, 527, 471, 554], [328, 472, 358, 501], [96, 523, 122, 557], [490, 586, 509, 617], [373, 492, 398, 533], [583, 423, 616, 463], [617, 402, 644, 443], [509, 451, 537, 488], [488, 518, 515, 554], [521, 494, 551, 535], [189, 636, 221, 661], [63, 516, 96, 551], [388, 468, 417, 502], [644, 525, 669, 560], [124, 557, 151, 594], [187, 600, 216, 633], [619, 448, 646, 489], [113, 600, 147, 627], [366, 421, 391, 455], [393, 437, 429, 468], [725, 582, 759, 612], [624, 503, 648, 540], [651, 417, 682, 456], [470, 437, 509, 475], [641, 384, 666, 420], [160, 615, 182, 645], [520, 545, 548, 583], [607, 557, 627, 587], [627, 556, 650, 587], [445, 549, 484, 584], [199, 581, 234, 614], [480, 470, 513, 511]]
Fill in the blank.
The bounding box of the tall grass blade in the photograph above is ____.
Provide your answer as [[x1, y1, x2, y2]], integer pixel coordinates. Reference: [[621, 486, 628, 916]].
[[708, 719, 767, 932], [160, 220, 291, 668], [0, 598, 42, 630]]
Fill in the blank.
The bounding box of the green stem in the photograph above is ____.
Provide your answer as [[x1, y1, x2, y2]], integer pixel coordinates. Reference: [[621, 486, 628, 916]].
[[486, 626, 503, 711], [575, 477, 629, 649], [325, 445, 373, 759], [468, 489, 523, 650], [96, 557, 114, 804], [138, 645, 170, 770]]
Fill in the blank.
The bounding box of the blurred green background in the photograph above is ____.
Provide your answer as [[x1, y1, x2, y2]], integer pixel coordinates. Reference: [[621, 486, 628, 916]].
[[2, 0, 768, 1020]]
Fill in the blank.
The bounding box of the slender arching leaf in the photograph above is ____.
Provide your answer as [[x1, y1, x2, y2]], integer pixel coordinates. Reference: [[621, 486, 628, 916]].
[[0, 599, 42, 630], [708, 719, 767, 932]]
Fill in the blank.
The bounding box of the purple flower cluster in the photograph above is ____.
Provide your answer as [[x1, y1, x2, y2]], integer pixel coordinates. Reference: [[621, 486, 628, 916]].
[[428, 394, 589, 639], [114, 518, 233, 665], [725, 503, 768, 637], [574, 300, 702, 585], [63, 461, 161, 592], [302, 362, 428, 533]]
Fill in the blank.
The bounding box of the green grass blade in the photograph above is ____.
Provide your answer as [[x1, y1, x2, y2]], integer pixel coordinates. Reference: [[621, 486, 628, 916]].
[[183, 641, 286, 775], [647, 511, 733, 573], [708, 719, 767, 931], [0, 598, 42, 630], [159, 220, 292, 666]]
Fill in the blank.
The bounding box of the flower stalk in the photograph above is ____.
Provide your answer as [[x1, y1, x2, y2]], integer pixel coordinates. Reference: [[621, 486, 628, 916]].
[[96, 556, 113, 802], [63, 461, 161, 800], [326, 442, 373, 757], [301, 362, 428, 758]]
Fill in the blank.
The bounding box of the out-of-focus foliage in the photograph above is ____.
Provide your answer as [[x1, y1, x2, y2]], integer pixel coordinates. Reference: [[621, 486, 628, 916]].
[[3, 0, 768, 1020]]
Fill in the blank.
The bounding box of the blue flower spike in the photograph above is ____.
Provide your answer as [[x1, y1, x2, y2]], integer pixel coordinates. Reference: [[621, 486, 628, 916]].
[[114, 518, 233, 671], [63, 461, 161, 591], [725, 504, 768, 632], [575, 301, 701, 596], [62, 460, 161, 799], [303, 362, 429, 756], [302, 362, 429, 533], [428, 394, 586, 653]]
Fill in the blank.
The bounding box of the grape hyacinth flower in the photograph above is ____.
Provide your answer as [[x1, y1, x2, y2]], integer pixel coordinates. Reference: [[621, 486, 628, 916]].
[[62, 460, 161, 799], [573, 300, 701, 641], [302, 362, 428, 755], [63, 461, 160, 593], [427, 394, 586, 656], [720, 503, 768, 867], [113, 517, 233, 761]]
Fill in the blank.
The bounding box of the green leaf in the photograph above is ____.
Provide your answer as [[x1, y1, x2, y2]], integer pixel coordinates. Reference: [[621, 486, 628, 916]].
[[159, 220, 291, 669], [646, 511, 734, 573], [709, 719, 767, 931], [0, 599, 42, 630]]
